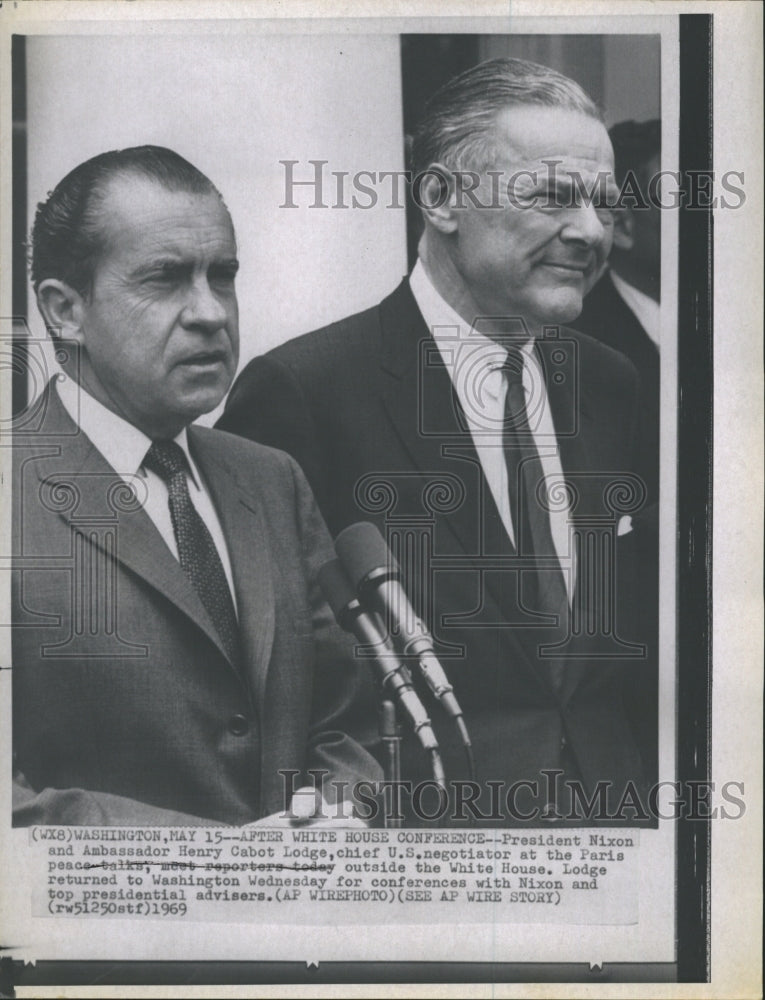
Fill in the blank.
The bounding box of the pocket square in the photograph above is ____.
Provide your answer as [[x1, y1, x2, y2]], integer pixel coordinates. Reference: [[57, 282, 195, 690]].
[[617, 515, 633, 537]]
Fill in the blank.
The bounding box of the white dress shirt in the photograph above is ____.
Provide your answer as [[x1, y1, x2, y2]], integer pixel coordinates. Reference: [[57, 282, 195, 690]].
[[56, 373, 238, 610], [409, 260, 575, 605], [609, 270, 660, 348]]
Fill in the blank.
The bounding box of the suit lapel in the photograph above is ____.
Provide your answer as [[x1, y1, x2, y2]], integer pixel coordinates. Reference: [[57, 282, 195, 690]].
[[377, 282, 506, 564], [536, 333, 593, 505], [376, 283, 554, 695], [189, 428, 276, 705], [536, 336, 604, 702], [32, 386, 239, 671], [376, 288, 603, 704]]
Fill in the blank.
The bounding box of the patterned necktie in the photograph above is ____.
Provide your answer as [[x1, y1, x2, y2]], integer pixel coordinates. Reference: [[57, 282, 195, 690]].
[[503, 348, 568, 688], [143, 440, 241, 667]]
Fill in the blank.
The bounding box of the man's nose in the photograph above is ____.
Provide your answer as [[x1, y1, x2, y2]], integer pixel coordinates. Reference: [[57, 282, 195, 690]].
[[559, 202, 607, 247], [181, 277, 229, 330]]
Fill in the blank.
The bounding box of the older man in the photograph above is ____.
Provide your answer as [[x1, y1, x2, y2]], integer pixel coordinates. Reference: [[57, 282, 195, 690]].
[[219, 59, 658, 824], [11, 146, 381, 826]]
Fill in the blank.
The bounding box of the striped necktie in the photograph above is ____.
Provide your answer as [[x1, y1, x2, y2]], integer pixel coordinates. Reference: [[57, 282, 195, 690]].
[[144, 440, 241, 668]]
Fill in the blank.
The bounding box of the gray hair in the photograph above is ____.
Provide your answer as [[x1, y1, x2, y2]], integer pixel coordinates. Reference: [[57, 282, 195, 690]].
[[410, 57, 603, 176]]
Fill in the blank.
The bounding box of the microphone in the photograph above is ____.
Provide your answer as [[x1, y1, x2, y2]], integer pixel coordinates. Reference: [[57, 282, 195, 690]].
[[317, 558, 441, 757], [335, 522, 476, 789], [335, 522, 464, 721]]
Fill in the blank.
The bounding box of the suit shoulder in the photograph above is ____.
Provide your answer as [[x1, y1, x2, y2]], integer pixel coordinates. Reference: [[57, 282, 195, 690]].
[[242, 299, 385, 380], [268, 304, 380, 364], [193, 425, 297, 476], [564, 325, 638, 381], [192, 426, 326, 544]]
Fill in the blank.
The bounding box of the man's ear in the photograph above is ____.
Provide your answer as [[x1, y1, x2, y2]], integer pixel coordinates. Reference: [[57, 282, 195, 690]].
[[417, 162, 460, 235], [36, 279, 87, 344], [611, 207, 635, 252]]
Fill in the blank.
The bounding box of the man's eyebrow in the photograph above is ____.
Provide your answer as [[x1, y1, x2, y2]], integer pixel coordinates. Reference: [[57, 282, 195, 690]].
[[129, 255, 240, 278], [213, 256, 240, 271], [129, 256, 186, 278]]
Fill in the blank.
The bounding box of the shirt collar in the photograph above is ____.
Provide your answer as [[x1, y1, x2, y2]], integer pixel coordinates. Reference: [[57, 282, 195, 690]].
[[410, 259, 536, 400], [55, 372, 200, 486]]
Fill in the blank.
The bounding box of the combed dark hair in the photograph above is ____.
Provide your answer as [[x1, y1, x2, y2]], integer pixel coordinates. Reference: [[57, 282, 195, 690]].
[[608, 119, 661, 188], [30, 145, 223, 295], [410, 57, 603, 177]]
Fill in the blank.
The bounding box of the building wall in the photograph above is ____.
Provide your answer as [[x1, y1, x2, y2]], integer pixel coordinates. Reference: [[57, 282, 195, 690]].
[[25, 32, 408, 419]]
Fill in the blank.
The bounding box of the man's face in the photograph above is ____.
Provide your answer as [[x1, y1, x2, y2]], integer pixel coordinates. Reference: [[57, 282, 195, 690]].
[[448, 105, 616, 330], [75, 174, 239, 439]]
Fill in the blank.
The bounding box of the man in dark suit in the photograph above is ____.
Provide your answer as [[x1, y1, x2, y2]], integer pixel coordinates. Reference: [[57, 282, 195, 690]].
[[219, 60, 658, 824], [575, 119, 661, 502], [10, 146, 381, 826]]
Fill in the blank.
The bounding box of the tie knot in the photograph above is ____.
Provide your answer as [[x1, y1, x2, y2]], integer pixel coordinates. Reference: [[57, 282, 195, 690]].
[[502, 348, 525, 387], [144, 440, 188, 483]]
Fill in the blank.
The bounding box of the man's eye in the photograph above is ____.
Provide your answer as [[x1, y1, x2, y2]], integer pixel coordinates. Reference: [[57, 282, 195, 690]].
[[534, 186, 570, 208], [209, 267, 238, 285], [145, 268, 182, 284], [592, 199, 615, 216]]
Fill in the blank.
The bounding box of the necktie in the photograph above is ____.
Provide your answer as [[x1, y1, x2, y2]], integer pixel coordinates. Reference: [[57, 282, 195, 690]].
[[503, 348, 568, 689], [143, 440, 241, 668]]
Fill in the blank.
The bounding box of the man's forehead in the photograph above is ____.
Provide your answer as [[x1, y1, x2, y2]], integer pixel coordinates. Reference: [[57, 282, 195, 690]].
[[492, 105, 614, 170], [97, 174, 235, 254]]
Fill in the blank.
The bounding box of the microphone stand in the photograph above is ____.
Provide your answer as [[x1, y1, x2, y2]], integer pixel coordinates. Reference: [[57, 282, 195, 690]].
[[378, 697, 402, 829], [316, 558, 448, 827]]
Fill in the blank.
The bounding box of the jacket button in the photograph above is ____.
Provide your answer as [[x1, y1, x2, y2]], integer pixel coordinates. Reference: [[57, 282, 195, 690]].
[[228, 714, 250, 736]]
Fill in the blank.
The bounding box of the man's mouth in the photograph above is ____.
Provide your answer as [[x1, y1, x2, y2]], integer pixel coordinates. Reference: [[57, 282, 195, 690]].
[[179, 349, 229, 367], [540, 261, 590, 273]]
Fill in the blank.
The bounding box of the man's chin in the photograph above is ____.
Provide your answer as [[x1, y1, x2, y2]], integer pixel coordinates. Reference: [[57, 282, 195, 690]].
[[189, 391, 229, 420], [165, 385, 231, 429], [532, 292, 585, 329], [177, 371, 234, 411]]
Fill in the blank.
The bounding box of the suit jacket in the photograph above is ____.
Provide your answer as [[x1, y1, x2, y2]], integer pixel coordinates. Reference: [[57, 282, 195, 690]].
[[219, 280, 658, 822], [11, 383, 381, 826], [574, 271, 660, 503]]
